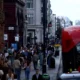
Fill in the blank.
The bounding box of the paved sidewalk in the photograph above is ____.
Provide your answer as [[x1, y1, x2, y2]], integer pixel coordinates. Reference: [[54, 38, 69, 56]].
[[48, 56, 61, 80], [20, 47, 61, 80]]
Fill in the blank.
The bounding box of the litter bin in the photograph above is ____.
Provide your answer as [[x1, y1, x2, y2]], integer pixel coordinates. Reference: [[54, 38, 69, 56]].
[[42, 73, 50, 80], [50, 56, 55, 68]]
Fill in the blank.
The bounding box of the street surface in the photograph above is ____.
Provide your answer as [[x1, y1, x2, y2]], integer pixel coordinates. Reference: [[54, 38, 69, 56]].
[[20, 46, 62, 80]]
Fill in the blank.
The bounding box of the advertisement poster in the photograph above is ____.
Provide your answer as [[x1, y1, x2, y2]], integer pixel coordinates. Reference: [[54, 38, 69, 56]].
[[11, 43, 17, 50]]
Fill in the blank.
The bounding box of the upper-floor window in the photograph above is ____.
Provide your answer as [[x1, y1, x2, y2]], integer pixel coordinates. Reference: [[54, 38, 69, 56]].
[[26, 0, 33, 8], [25, 15, 27, 20], [27, 14, 34, 24]]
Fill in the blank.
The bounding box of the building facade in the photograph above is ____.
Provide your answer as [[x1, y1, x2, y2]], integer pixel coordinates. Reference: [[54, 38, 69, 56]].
[[75, 20, 80, 25], [57, 16, 73, 27], [49, 14, 56, 37], [48, 15, 73, 39], [46, 0, 52, 38], [25, 0, 52, 44], [4, 0, 25, 49]]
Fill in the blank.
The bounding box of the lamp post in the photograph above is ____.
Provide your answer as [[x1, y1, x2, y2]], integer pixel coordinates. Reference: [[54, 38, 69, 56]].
[[42, 0, 47, 74], [23, 20, 28, 47], [41, 1, 50, 80]]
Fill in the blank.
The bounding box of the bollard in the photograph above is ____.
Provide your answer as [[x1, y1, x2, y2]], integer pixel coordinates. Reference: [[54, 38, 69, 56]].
[[42, 73, 50, 80]]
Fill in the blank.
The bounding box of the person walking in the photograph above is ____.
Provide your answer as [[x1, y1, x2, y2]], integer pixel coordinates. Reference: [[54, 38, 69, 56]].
[[32, 68, 42, 80], [13, 57, 21, 80], [6, 68, 14, 80], [24, 59, 31, 80], [0, 70, 4, 80], [33, 52, 39, 70], [39, 51, 43, 69]]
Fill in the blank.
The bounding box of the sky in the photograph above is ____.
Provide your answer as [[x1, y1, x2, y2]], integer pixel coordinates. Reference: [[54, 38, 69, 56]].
[[50, 0, 80, 23]]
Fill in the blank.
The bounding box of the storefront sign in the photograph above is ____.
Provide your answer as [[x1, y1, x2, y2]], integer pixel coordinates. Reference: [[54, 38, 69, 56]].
[[4, 34, 8, 40], [8, 27, 14, 30], [15, 36, 19, 41]]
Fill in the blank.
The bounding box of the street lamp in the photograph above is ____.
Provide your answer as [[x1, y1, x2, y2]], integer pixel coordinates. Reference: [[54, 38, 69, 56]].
[[23, 20, 28, 47], [41, 1, 50, 79], [42, 0, 47, 74]]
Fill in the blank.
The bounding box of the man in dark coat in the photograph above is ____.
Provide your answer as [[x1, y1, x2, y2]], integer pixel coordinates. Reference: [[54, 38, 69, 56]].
[[32, 68, 42, 80]]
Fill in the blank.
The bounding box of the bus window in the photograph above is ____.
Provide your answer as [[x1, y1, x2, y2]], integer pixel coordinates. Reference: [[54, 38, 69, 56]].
[[76, 43, 80, 53]]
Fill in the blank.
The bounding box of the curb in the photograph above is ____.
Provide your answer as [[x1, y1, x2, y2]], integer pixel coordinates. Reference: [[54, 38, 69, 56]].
[[55, 46, 62, 80]]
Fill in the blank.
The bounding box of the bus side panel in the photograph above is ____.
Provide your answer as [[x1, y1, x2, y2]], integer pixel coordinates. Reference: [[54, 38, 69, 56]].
[[62, 47, 77, 73]]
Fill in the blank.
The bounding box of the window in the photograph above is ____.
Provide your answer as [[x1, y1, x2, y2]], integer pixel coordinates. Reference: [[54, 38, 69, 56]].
[[76, 43, 80, 52], [41, 7, 43, 13], [25, 15, 27, 20], [27, 14, 34, 24], [41, 17, 43, 24], [26, 0, 33, 8]]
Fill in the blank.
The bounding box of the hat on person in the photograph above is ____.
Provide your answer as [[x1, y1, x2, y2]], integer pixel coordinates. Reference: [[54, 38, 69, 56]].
[[0, 70, 4, 75]]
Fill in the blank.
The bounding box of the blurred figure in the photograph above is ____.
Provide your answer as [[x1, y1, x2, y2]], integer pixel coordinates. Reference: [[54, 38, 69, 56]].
[[32, 68, 42, 80], [24, 59, 31, 80], [39, 50, 43, 69], [13, 57, 21, 80], [0, 70, 4, 80], [33, 52, 39, 70], [27, 49, 32, 63], [6, 68, 14, 80]]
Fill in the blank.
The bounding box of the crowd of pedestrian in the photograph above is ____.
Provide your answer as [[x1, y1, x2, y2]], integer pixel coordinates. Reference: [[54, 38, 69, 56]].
[[0, 43, 57, 80]]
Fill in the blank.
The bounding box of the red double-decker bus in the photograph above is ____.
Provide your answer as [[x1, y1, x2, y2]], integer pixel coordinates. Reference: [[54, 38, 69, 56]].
[[62, 25, 80, 73]]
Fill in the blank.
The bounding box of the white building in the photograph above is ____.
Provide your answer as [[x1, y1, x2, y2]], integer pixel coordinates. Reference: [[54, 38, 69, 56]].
[[75, 20, 80, 25], [24, 0, 52, 44], [48, 15, 73, 39], [48, 14, 56, 37], [58, 16, 72, 27]]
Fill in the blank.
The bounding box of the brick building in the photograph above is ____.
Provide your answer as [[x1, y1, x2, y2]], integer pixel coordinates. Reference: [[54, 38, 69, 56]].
[[3, 0, 25, 49]]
